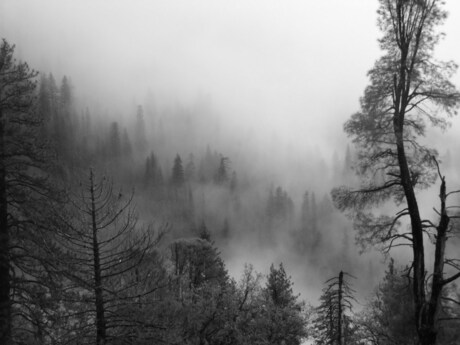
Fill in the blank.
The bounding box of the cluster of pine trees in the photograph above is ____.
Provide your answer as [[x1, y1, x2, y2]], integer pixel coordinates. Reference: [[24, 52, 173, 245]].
[[0, 39, 310, 345], [35, 62, 341, 255]]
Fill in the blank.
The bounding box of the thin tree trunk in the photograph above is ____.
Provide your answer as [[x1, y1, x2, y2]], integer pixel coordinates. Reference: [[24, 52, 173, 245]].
[[328, 298, 333, 345], [337, 271, 343, 345], [0, 110, 11, 344], [90, 170, 107, 345], [418, 176, 449, 345], [423, 176, 449, 344]]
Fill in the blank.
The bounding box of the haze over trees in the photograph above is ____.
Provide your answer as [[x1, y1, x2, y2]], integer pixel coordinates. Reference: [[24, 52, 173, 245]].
[[1, 0, 460, 344]]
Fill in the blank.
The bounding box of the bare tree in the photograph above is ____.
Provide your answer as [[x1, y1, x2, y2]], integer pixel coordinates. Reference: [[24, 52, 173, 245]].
[[52, 169, 165, 344], [331, 1, 460, 344]]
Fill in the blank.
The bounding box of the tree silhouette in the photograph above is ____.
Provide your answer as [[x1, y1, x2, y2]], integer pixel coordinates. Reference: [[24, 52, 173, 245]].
[[214, 156, 229, 185], [358, 259, 417, 345], [0, 39, 56, 344], [52, 169, 162, 344], [259, 263, 307, 345], [331, 1, 460, 343], [171, 154, 185, 187], [108, 121, 121, 159], [312, 271, 356, 345]]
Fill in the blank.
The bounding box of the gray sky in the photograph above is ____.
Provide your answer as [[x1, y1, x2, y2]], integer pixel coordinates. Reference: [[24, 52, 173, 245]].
[[3, 0, 459, 151]]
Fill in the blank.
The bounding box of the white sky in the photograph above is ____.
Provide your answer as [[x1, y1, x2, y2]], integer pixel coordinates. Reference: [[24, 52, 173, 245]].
[[1, 1, 460, 149]]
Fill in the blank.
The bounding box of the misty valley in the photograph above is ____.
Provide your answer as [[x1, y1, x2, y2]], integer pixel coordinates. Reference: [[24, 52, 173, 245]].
[[2, 1, 460, 345]]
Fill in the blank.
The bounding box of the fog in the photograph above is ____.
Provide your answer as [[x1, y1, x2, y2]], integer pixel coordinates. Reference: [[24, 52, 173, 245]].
[[3, 0, 460, 307]]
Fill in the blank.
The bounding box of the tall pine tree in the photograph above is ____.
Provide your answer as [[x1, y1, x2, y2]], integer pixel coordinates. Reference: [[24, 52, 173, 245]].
[[0, 39, 56, 344]]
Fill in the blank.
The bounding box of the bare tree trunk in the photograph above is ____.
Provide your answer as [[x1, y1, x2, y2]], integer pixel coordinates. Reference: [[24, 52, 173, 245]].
[[90, 170, 107, 345], [337, 271, 343, 345], [419, 175, 450, 345], [394, 118, 430, 343], [328, 301, 333, 345]]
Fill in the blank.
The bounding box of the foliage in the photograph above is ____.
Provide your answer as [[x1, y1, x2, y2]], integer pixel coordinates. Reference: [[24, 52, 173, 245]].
[[257, 263, 308, 345], [331, 1, 460, 344], [357, 259, 417, 345], [0, 38, 62, 344]]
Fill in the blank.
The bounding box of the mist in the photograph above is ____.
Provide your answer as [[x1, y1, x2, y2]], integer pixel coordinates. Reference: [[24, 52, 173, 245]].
[[3, 0, 460, 331]]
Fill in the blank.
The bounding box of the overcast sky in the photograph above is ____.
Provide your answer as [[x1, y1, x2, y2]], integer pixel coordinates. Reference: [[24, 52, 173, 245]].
[[1, 0, 460, 154]]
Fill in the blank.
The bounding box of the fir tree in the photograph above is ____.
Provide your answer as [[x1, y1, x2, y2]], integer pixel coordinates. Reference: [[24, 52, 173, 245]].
[[108, 121, 121, 159], [313, 271, 356, 345], [358, 259, 417, 345], [259, 263, 307, 345], [214, 156, 229, 185], [0, 39, 55, 344], [171, 154, 185, 187]]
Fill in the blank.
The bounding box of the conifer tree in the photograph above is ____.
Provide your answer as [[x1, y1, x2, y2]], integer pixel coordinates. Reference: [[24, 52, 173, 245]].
[[312, 271, 356, 345], [108, 121, 121, 159], [358, 259, 417, 345], [169, 230, 232, 345], [59, 76, 72, 110], [171, 154, 185, 187], [214, 156, 229, 185], [258, 263, 307, 345], [0, 39, 54, 344], [56, 75, 76, 163]]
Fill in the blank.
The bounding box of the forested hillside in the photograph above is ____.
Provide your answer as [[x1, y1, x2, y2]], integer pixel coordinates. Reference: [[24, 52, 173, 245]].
[[2, 0, 460, 344]]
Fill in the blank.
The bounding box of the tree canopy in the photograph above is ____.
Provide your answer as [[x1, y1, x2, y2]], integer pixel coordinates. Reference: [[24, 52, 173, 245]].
[[332, 1, 460, 344]]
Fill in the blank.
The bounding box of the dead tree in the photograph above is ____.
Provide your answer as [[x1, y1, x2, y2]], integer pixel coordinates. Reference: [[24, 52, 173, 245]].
[[52, 169, 165, 344]]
